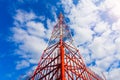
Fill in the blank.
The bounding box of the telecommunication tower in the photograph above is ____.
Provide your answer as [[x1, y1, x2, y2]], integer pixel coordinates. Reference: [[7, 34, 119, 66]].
[[29, 13, 103, 80]]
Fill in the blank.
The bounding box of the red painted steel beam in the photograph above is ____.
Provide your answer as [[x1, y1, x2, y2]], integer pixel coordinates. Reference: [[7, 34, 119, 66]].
[[60, 38, 65, 80], [59, 13, 65, 80]]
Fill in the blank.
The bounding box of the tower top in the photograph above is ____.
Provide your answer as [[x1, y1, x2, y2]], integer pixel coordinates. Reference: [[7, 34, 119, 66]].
[[59, 13, 64, 23]]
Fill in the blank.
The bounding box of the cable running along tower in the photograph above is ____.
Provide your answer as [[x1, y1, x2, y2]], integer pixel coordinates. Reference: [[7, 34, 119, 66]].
[[30, 13, 103, 80]]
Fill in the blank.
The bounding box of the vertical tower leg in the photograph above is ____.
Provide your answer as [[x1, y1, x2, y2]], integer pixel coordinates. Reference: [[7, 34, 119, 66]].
[[60, 35, 65, 80]]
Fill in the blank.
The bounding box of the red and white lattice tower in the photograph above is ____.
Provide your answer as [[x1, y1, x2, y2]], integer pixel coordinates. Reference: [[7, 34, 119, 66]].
[[29, 13, 103, 80]]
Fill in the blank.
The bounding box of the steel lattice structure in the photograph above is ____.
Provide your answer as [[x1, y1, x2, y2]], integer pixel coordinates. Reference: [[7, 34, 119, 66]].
[[29, 13, 103, 80]]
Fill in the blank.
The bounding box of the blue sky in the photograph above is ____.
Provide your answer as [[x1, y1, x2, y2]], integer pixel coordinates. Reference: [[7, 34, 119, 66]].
[[0, 0, 120, 80]]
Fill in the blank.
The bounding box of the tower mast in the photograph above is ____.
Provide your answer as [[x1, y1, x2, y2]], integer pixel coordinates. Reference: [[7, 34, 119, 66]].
[[59, 13, 65, 80]]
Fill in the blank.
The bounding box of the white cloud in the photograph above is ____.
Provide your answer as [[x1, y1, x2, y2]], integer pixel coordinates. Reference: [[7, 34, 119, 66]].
[[89, 36, 107, 59], [64, 0, 99, 28], [73, 27, 94, 44], [16, 60, 30, 70], [39, 16, 45, 21], [108, 68, 120, 80], [12, 26, 46, 57], [96, 56, 115, 70], [112, 19, 120, 30], [14, 10, 36, 23], [26, 21, 46, 37], [94, 21, 109, 33], [99, 0, 120, 18], [12, 10, 49, 69], [115, 37, 120, 58]]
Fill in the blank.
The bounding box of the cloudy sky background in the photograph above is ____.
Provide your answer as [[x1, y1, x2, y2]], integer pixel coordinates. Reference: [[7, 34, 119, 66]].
[[0, 0, 120, 80]]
